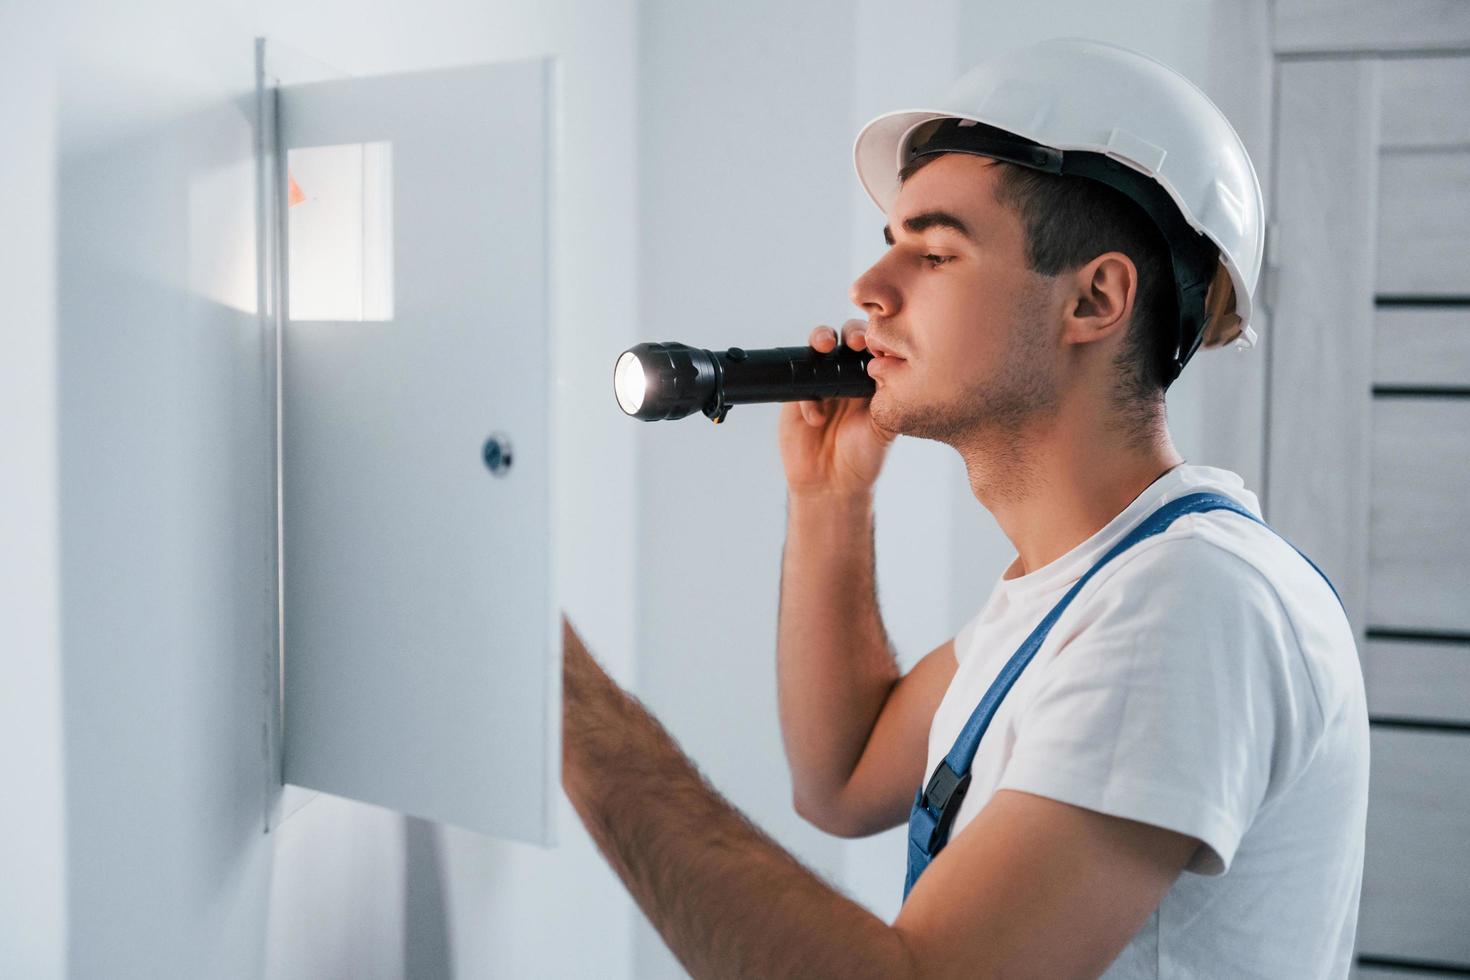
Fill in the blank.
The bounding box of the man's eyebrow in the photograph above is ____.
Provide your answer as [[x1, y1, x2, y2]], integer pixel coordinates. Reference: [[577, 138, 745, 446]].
[[882, 210, 976, 246]]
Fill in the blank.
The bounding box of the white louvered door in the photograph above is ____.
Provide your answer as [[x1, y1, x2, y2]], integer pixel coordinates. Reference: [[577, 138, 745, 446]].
[[1269, 12, 1470, 973]]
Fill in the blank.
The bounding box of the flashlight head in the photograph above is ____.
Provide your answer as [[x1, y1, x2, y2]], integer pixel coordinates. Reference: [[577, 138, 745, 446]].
[[612, 342, 719, 420], [613, 351, 647, 415]]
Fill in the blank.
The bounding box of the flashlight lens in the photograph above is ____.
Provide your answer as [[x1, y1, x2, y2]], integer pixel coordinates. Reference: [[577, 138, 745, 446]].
[[614, 351, 647, 415]]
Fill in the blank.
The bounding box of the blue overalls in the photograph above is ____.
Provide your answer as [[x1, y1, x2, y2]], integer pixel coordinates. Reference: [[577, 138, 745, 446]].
[[903, 491, 1343, 901]]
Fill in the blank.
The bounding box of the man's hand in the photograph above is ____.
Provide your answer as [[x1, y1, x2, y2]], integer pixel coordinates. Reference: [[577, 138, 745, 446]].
[[778, 320, 897, 498], [560, 614, 1199, 979]]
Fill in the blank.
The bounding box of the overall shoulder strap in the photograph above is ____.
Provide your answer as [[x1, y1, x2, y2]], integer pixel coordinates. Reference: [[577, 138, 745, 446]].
[[903, 490, 1341, 900], [942, 492, 1257, 775]]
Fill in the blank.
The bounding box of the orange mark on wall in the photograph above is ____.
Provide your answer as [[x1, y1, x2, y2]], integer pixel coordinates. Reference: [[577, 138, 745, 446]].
[[287, 173, 306, 208]]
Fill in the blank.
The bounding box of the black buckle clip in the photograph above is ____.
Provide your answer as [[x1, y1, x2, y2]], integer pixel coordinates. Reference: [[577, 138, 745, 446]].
[[920, 761, 972, 851]]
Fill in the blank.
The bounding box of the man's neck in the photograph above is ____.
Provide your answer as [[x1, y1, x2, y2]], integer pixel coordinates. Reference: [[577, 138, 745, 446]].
[[956, 402, 1183, 580]]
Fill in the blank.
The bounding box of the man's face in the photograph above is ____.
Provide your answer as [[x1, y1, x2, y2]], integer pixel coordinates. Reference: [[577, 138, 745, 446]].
[[852, 153, 1060, 443]]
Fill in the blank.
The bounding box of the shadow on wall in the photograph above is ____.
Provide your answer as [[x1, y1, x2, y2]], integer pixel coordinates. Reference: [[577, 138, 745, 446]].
[[58, 87, 463, 978], [59, 93, 279, 976], [404, 816, 453, 979]]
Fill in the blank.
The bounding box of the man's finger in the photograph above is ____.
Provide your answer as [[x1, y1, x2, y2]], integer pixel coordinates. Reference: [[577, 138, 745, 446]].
[[840, 318, 869, 351], [809, 325, 838, 353]]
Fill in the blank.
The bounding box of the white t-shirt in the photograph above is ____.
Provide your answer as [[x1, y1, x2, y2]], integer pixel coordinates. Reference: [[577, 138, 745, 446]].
[[927, 463, 1369, 978]]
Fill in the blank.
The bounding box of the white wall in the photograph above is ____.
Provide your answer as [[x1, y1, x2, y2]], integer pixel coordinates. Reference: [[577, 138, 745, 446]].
[[52, 1, 638, 977], [632, 1, 859, 973], [19, 1, 1272, 977], [0, 4, 67, 979]]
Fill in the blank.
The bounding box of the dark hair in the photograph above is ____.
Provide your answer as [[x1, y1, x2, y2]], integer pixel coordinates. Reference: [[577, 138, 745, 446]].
[[899, 153, 1178, 406]]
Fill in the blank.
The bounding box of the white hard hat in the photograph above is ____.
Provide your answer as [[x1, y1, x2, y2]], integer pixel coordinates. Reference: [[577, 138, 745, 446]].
[[854, 37, 1264, 385]]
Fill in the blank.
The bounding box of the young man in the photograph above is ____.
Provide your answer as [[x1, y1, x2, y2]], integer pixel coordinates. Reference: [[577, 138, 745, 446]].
[[563, 39, 1368, 978]]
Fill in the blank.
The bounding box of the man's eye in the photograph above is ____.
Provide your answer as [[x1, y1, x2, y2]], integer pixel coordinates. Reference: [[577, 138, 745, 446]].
[[922, 254, 955, 267]]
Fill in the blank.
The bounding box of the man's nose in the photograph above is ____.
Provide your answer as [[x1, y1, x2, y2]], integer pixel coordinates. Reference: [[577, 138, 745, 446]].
[[850, 260, 898, 318]]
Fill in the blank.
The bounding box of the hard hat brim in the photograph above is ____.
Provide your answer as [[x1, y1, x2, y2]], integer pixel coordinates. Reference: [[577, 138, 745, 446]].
[[853, 109, 951, 214]]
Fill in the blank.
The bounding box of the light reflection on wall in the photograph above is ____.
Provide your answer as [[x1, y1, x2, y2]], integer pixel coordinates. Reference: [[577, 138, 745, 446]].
[[287, 141, 394, 321], [188, 156, 257, 315]]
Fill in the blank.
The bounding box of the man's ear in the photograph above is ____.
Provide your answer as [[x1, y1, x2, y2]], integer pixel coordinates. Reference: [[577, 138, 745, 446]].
[[1061, 252, 1135, 348]]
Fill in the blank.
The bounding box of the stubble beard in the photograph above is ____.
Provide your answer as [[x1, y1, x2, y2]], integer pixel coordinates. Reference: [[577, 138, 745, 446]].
[[868, 284, 1060, 499]]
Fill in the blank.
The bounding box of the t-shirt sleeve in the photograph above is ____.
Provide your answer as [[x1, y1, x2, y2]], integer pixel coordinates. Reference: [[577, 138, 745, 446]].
[[994, 534, 1323, 875]]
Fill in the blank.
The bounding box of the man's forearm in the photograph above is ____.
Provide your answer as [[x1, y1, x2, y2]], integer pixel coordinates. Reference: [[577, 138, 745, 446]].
[[777, 492, 899, 813], [562, 620, 912, 980]]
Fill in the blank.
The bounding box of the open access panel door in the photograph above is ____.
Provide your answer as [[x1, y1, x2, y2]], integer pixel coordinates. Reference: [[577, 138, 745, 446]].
[[277, 58, 557, 844]]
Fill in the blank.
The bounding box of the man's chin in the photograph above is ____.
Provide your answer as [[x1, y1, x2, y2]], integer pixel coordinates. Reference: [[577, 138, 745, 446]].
[[870, 393, 925, 440], [868, 390, 901, 433], [871, 392, 971, 446]]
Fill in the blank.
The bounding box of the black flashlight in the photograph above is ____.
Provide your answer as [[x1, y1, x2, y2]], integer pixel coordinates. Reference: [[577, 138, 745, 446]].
[[613, 342, 876, 423]]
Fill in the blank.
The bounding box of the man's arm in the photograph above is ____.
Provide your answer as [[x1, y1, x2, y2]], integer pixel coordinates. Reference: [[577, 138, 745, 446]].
[[777, 491, 956, 837], [562, 617, 1199, 980], [564, 616, 911, 979], [776, 323, 950, 839], [895, 790, 1199, 978]]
